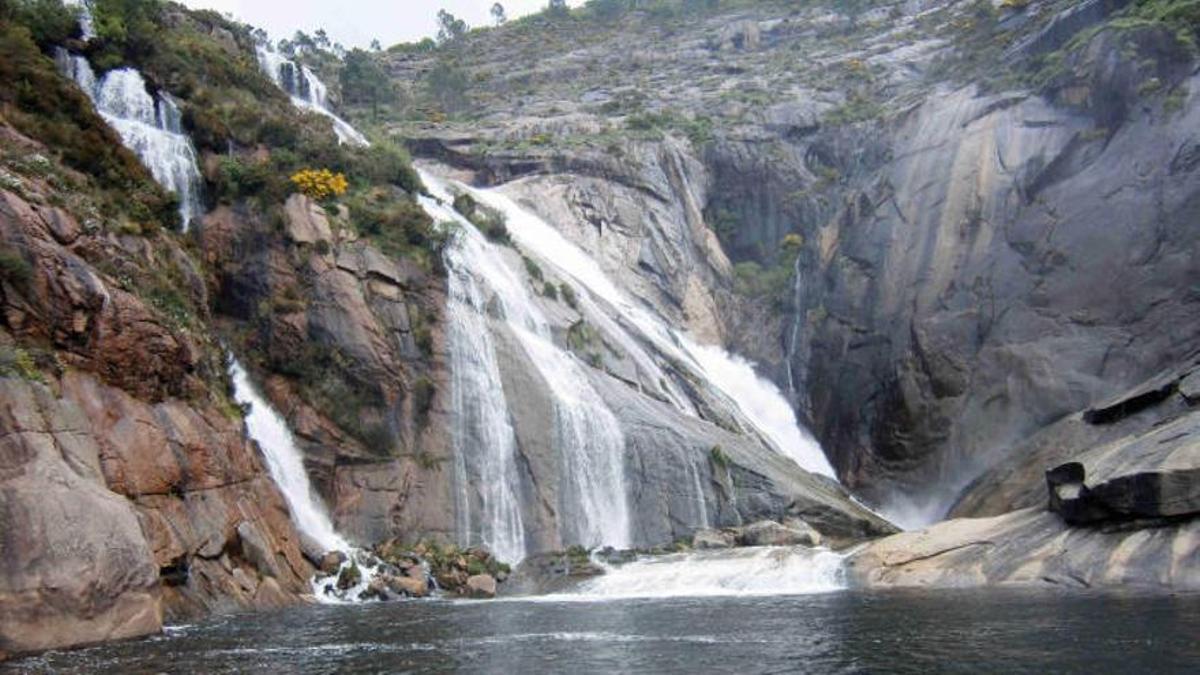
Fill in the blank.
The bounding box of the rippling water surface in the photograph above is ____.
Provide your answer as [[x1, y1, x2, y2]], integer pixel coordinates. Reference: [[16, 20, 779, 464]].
[[8, 590, 1199, 673]]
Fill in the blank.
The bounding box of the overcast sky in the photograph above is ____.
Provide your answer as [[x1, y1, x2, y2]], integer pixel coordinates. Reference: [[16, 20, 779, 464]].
[[179, 1, 575, 50]]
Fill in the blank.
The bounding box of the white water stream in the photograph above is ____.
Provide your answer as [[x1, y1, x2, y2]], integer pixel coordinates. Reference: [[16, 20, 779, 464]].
[[230, 359, 347, 553], [421, 177, 632, 556], [54, 52, 205, 230], [420, 166, 841, 573], [463, 183, 836, 479], [532, 547, 845, 601], [255, 46, 370, 147], [229, 358, 389, 602]]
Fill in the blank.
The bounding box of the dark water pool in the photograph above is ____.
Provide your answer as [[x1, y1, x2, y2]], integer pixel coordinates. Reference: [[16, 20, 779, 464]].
[[6, 590, 1199, 673]]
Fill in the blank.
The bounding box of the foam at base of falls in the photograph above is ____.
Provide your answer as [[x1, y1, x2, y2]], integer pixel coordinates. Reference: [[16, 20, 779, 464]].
[[540, 547, 845, 601]]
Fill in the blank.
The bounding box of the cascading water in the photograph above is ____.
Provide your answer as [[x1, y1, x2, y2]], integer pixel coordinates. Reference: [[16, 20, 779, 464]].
[[64, 0, 95, 40], [420, 173, 633, 555], [464, 185, 837, 479], [229, 358, 393, 601], [53, 51, 204, 230], [230, 359, 348, 554], [442, 230, 528, 564], [539, 547, 845, 601], [255, 45, 370, 147], [689, 462, 710, 530]]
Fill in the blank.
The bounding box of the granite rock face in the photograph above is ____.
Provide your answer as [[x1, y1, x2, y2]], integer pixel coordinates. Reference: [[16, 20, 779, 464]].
[[846, 508, 1199, 590], [0, 175, 312, 657], [398, 1, 1200, 530]]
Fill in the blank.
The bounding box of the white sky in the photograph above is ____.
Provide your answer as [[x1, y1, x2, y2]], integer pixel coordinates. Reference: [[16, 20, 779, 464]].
[[179, 1, 577, 50]]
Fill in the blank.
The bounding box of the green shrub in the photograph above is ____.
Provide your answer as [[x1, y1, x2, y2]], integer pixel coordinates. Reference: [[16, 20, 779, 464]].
[[6, 0, 81, 46], [522, 255, 544, 281], [347, 188, 440, 265], [542, 281, 558, 300], [452, 192, 509, 242], [413, 376, 435, 422], [559, 283, 578, 309], [710, 444, 729, 468], [0, 346, 42, 382]]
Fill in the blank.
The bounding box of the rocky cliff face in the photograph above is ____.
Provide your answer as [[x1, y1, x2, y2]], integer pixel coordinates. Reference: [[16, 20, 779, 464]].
[[199, 194, 456, 547], [385, 0, 1200, 527], [0, 129, 312, 657], [798, 35, 1200, 523]]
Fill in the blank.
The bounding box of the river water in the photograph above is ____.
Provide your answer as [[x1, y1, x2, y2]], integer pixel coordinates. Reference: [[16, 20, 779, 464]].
[[8, 590, 1197, 673]]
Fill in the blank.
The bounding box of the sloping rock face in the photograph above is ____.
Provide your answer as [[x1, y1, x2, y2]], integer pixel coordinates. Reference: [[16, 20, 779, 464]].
[[0, 379, 160, 655], [846, 507, 1199, 590], [0, 144, 311, 656], [800, 35, 1200, 520], [476, 288, 892, 554], [852, 357, 1200, 591], [954, 359, 1200, 521]]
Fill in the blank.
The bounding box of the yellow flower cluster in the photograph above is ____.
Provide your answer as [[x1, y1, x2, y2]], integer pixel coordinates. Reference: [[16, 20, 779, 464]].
[[290, 168, 348, 200]]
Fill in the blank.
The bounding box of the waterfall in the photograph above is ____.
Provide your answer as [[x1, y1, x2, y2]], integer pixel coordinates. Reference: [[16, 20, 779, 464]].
[[543, 547, 845, 601], [64, 0, 95, 40], [443, 226, 528, 563], [255, 45, 370, 147], [54, 51, 204, 231], [464, 185, 837, 479], [420, 173, 633, 555], [230, 359, 348, 553], [230, 358, 395, 602]]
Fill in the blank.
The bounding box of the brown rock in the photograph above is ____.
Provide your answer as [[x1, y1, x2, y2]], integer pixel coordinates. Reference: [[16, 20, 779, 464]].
[[463, 574, 497, 599], [283, 193, 332, 245], [319, 551, 348, 575], [736, 519, 821, 547], [0, 379, 162, 655], [692, 528, 735, 549], [386, 574, 429, 598]]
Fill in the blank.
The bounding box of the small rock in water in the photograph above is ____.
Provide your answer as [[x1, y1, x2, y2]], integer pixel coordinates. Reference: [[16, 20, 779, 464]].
[[692, 528, 736, 549], [359, 578, 391, 602], [738, 519, 821, 547], [463, 574, 497, 598], [336, 561, 362, 590], [319, 551, 347, 575]]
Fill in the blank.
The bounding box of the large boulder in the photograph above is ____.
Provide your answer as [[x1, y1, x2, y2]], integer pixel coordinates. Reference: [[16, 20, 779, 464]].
[[0, 379, 162, 655], [693, 528, 736, 549], [463, 574, 498, 599], [1046, 413, 1200, 524], [385, 575, 429, 598]]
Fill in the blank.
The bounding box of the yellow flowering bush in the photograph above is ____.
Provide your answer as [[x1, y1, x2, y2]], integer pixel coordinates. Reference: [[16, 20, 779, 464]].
[[290, 168, 349, 200]]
